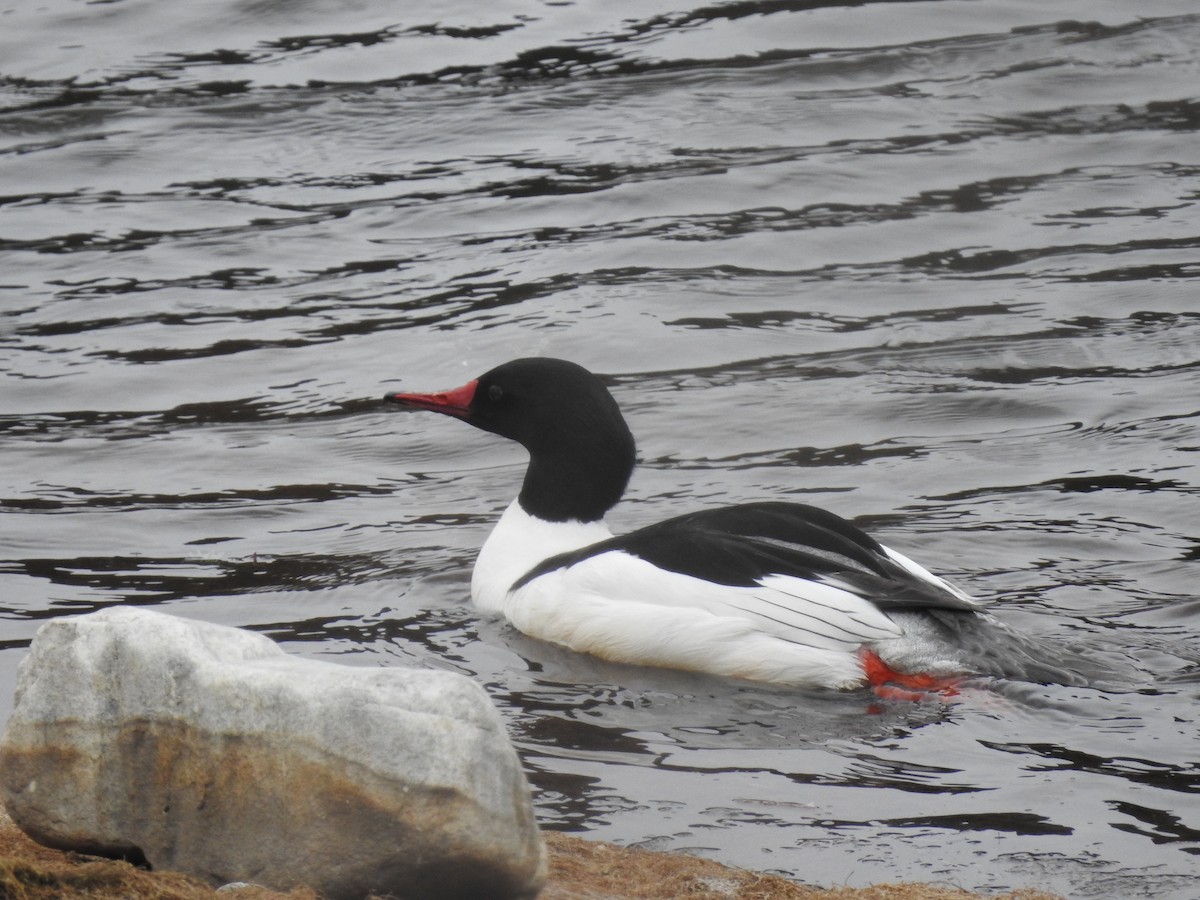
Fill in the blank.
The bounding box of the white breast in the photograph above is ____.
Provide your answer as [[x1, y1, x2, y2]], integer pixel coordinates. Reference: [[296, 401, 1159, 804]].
[[471, 500, 612, 613]]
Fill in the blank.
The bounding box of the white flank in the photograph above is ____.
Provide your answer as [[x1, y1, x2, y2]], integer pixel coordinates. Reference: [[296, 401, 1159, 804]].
[[502, 553, 873, 689]]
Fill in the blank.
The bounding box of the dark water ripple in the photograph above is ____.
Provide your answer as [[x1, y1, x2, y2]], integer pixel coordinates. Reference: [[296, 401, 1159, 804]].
[[2, 0, 1199, 896]]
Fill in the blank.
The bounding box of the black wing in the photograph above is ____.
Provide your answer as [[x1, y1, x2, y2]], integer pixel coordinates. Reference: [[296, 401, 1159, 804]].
[[514, 501, 976, 613]]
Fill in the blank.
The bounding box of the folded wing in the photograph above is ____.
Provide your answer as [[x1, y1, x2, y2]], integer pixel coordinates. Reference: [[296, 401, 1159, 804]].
[[512, 501, 978, 652]]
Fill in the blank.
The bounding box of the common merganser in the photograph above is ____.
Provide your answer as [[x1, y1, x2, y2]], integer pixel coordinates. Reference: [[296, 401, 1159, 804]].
[[384, 357, 1099, 693]]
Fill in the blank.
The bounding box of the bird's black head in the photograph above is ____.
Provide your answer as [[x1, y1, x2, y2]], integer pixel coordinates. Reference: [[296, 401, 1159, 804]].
[[384, 357, 636, 522]]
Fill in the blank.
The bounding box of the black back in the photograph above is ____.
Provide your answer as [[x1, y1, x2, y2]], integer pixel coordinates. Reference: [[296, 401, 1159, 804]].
[[514, 500, 978, 613]]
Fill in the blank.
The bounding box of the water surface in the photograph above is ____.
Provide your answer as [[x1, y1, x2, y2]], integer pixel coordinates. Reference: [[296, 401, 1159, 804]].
[[2, 0, 1199, 896]]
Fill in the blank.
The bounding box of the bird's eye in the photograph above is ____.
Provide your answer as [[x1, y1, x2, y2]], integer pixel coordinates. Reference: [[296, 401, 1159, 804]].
[[488, 384, 504, 402]]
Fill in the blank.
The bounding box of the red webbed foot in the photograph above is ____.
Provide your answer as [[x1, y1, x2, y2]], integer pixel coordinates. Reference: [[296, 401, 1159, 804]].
[[859, 648, 965, 702]]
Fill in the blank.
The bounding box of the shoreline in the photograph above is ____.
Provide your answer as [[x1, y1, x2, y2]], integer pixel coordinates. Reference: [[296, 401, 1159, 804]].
[[0, 801, 1061, 900]]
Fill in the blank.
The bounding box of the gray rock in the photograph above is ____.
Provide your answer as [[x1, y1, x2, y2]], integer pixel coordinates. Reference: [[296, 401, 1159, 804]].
[[0, 607, 545, 900]]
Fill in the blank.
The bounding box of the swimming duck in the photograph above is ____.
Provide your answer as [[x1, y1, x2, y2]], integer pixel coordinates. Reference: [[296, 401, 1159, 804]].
[[385, 357, 1096, 693]]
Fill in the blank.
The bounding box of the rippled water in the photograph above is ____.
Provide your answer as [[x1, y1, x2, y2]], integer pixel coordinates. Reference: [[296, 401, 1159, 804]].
[[3, 0, 1199, 896]]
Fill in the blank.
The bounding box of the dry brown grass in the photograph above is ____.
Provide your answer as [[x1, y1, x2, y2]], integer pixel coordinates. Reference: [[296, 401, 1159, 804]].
[[541, 831, 1062, 900], [0, 803, 1060, 900]]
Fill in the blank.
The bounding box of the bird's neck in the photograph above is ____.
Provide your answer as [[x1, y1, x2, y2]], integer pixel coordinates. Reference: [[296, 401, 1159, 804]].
[[518, 428, 635, 524]]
